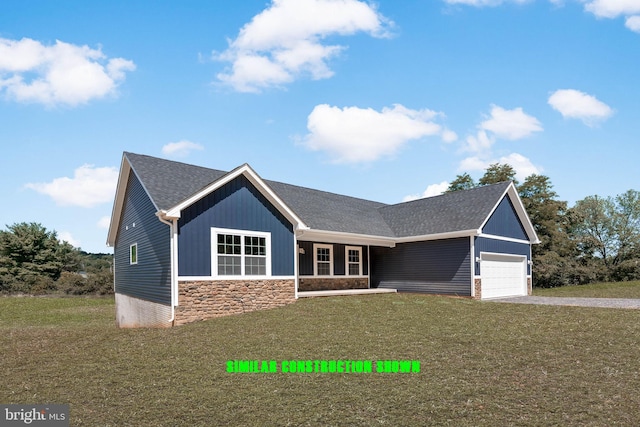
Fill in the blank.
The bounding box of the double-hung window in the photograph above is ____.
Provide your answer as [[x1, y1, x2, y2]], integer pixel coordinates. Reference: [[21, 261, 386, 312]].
[[313, 244, 333, 276], [244, 236, 267, 275], [213, 228, 270, 277], [346, 246, 362, 276]]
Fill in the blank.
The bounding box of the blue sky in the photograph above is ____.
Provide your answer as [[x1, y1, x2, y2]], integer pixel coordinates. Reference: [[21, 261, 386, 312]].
[[1, 0, 638, 253]]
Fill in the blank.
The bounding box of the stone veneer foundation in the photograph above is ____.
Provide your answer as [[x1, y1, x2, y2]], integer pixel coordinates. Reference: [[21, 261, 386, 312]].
[[298, 277, 368, 292], [175, 279, 295, 326], [474, 278, 482, 300]]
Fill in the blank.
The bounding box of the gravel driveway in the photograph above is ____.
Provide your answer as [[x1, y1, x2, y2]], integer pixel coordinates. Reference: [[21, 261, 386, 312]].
[[491, 296, 640, 309]]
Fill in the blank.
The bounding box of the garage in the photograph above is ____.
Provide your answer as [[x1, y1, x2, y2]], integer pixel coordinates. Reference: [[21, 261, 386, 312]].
[[480, 253, 527, 299]]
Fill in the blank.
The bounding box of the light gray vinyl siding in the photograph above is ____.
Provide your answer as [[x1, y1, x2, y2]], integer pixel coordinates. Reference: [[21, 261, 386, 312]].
[[114, 171, 171, 305], [370, 237, 471, 296]]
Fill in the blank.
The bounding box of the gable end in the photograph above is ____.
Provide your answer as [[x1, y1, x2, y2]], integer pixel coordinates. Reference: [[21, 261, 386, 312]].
[[177, 174, 295, 277], [482, 196, 528, 240]]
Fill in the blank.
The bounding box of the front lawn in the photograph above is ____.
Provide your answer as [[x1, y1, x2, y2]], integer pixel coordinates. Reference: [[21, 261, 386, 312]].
[[534, 280, 640, 298], [2, 293, 639, 426]]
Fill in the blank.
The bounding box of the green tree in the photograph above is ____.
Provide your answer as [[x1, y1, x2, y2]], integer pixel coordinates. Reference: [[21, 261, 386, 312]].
[[570, 190, 640, 279], [518, 175, 569, 253], [478, 163, 518, 186], [445, 173, 476, 193], [571, 196, 618, 267], [517, 175, 577, 286], [0, 222, 81, 292], [613, 189, 640, 262]]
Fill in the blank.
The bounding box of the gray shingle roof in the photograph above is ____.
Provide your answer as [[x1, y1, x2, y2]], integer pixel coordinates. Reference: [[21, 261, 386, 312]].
[[124, 152, 511, 238], [379, 182, 511, 237], [126, 152, 227, 210], [267, 181, 395, 237]]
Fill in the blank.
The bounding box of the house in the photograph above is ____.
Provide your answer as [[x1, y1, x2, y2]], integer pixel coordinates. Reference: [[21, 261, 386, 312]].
[[107, 152, 539, 327]]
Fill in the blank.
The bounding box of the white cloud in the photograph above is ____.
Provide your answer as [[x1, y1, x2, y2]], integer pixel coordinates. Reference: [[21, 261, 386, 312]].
[[444, 0, 640, 33], [444, 0, 530, 5], [465, 130, 496, 153], [583, 0, 640, 19], [214, 0, 392, 92], [25, 164, 119, 208], [445, 0, 640, 17], [548, 89, 613, 125], [499, 152, 541, 179], [580, 1, 640, 33], [97, 216, 111, 229], [161, 140, 205, 157], [458, 156, 492, 173], [301, 104, 454, 163], [458, 152, 540, 181], [626, 15, 640, 32], [479, 105, 543, 140], [403, 181, 450, 202], [59, 231, 81, 248], [0, 37, 135, 107], [442, 129, 459, 143]]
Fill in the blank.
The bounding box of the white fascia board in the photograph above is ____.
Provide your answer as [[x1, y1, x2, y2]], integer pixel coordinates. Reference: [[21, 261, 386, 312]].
[[107, 154, 161, 246], [296, 229, 396, 247], [163, 163, 308, 230], [478, 233, 532, 245], [479, 182, 540, 245], [394, 229, 479, 243], [106, 155, 132, 246], [297, 228, 480, 246], [241, 165, 308, 231], [508, 185, 540, 244]]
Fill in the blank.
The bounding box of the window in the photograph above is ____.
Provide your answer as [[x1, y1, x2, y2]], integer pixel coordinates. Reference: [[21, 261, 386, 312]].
[[244, 236, 267, 275], [217, 234, 241, 275], [212, 228, 270, 277], [346, 246, 362, 276], [314, 244, 333, 276], [130, 243, 138, 265]]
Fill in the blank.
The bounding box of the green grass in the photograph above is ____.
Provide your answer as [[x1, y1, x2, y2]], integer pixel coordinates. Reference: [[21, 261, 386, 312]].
[[534, 280, 640, 298], [2, 292, 640, 426]]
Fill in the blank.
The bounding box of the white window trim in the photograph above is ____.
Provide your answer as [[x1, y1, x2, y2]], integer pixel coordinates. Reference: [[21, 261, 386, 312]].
[[345, 246, 362, 276], [129, 243, 138, 265], [210, 227, 271, 279], [313, 243, 333, 276]]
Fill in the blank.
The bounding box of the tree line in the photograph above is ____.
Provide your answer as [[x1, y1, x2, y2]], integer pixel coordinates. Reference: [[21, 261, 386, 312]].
[[0, 222, 113, 295], [448, 164, 640, 287]]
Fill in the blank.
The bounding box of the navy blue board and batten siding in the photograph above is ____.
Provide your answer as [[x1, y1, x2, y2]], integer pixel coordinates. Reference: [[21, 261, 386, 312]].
[[177, 175, 295, 277], [476, 196, 532, 276], [370, 237, 471, 296], [298, 241, 369, 276], [114, 171, 171, 305], [483, 197, 528, 240]]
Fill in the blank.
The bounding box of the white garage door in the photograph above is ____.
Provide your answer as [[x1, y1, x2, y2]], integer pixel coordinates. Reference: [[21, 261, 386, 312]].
[[481, 253, 526, 299]]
